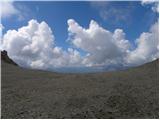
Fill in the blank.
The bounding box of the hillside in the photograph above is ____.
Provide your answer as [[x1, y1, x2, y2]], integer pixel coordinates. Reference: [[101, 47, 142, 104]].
[[1, 52, 159, 118]]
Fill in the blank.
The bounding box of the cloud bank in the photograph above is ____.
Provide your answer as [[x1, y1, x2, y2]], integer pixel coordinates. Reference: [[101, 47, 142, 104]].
[[2, 18, 159, 71], [68, 19, 130, 67], [2, 20, 83, 69]]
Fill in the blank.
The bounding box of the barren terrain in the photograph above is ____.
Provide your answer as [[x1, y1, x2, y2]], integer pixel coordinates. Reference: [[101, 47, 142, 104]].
[[1, 56, 159, 118]]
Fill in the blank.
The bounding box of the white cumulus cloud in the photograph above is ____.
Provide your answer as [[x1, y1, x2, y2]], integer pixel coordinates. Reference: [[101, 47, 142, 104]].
[[2, 19, 159, 71], [126, 22, 159, 66], [68, 19, 130, 66], [2, 19, 82, 70], [68, 19, 158, 67]]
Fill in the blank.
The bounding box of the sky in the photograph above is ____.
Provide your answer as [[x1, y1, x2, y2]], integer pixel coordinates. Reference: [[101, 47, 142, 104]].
[[0, 0, 159, 72]]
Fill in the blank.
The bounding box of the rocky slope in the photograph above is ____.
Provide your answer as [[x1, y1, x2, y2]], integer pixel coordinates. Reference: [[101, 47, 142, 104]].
[[1, 51, 159, 118]]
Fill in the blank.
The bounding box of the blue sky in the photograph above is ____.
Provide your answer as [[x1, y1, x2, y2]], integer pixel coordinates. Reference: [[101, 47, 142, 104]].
[[1, 1, 159, 72], [2, 1, 158, 49]]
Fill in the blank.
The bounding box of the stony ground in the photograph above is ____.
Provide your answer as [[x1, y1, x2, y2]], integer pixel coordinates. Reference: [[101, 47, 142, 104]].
[[1, 60, 159, 118]]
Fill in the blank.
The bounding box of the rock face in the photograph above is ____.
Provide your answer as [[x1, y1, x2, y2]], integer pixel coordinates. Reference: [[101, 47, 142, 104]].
[[1, 50, 18, 66]]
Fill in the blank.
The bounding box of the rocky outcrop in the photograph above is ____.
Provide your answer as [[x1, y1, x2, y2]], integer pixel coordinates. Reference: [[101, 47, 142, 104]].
[[1, 50, 18, 66]]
